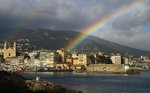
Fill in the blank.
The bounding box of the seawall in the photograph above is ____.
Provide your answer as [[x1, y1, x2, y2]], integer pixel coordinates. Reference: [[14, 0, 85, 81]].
[[87, 64, 125, 73]]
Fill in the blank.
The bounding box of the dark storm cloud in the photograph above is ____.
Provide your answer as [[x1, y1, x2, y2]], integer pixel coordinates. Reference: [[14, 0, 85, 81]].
[[0, 0, 131, 30], [0, 0, 150, 50], [0, 0, 92, 30]]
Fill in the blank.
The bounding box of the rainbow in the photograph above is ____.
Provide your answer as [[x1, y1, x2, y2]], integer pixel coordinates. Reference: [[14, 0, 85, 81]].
[[65, 0, 148, 51]]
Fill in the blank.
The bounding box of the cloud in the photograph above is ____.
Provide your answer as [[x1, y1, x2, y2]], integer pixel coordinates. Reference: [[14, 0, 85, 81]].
[[94, 25, 150, 51], [0, 0, 117, 30], [0, 0, 149, 51], [113, 6, 150, 30], [94, 5, 150, 51]]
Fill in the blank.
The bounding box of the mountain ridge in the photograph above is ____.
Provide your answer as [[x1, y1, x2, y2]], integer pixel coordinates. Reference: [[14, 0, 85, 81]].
[[0, 28, 149, 56]]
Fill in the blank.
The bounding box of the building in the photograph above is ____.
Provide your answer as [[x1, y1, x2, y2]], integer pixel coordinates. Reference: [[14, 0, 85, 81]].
[[72, 53, 90, 69], [55, 62, 71, 69], [141, 56, 150, 62], [28, 50, 60, 67], [78, 53, 89, 67], [111, 54, 122, 64], [93, 52, 112, 64], [5, 56, 23, 66], [33, 59, 41, 67], [3, 41, 16, 59], [56, 48, 71, 62], [45, 51, 59, 67]]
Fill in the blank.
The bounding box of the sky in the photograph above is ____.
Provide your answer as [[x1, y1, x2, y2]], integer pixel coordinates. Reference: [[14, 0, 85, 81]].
[[0, 0, 150, 51]]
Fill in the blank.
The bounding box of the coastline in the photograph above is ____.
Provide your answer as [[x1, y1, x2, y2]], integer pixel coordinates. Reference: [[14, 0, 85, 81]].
[[18, 69, 141, 80], [0, 71, 83, 93], [18, 68, 141, 75]]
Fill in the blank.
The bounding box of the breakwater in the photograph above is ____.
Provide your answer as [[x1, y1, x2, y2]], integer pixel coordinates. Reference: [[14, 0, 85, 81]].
[[87, 64, 125, 72], [87, 64, 140, 74]]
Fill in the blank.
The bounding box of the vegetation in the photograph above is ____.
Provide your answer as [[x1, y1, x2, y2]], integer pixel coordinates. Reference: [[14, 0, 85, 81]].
[[0, 28, 150, 56]]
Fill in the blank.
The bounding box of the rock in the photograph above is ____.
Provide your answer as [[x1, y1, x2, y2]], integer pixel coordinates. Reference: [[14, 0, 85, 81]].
[[0, 71, 29, 93], [0, 71, 83, 93], [126, 69, 140, 74], [26, 80, 83, 93]]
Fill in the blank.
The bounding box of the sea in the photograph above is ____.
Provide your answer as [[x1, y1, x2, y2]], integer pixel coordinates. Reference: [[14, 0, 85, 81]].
[[19, 70, 150, 93]]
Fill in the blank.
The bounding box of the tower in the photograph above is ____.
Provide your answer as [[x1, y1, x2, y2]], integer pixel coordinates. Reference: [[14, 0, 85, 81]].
[[125, 52, 129, 65], [13, 41, 16, 50], [3, 41, 7, 50], [124, 52, 129, 70], [13, 41, 16, 56], [3, 41, 17, 59]]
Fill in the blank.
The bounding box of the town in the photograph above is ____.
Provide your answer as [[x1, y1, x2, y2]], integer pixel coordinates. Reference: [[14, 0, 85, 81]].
[[0, 41, 150, 73]]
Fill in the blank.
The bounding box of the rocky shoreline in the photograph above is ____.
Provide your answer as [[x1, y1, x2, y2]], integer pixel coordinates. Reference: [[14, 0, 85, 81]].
[[0, 71, 83, 93]]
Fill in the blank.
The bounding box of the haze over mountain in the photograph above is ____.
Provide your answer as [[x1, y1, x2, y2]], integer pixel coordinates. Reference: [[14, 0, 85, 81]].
[[0, 28, 150, 56]]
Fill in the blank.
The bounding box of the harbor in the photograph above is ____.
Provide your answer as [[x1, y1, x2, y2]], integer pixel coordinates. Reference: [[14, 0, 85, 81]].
[[19, 70, 150, 93]]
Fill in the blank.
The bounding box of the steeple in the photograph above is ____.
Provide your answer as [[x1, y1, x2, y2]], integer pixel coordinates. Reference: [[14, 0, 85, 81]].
[[3, 41, 7, 50], [13, 41, 16, 50]]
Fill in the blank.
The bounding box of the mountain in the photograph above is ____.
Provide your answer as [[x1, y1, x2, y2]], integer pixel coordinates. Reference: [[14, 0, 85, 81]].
[[0, 28, 150, 56]]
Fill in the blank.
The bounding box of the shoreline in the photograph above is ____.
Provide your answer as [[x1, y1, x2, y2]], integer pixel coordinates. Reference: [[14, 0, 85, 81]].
[[0, 71, 83, 93], [17, 68, 141, 75]]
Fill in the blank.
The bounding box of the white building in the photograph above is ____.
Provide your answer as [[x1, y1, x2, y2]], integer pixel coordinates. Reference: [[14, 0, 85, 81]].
[[33, 59, 41, 67], [111, 54, 122, 64], [45, 52, 59, 67]]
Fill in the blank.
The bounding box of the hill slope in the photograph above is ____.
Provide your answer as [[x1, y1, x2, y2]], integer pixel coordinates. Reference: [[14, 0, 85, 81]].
[[0, 28, 149, 56]]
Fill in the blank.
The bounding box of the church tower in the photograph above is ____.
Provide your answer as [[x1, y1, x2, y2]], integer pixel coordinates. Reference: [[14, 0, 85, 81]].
[[13, 41, 16, 51], [3, 41, 17, 59], [3, 41, 7, 50]]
